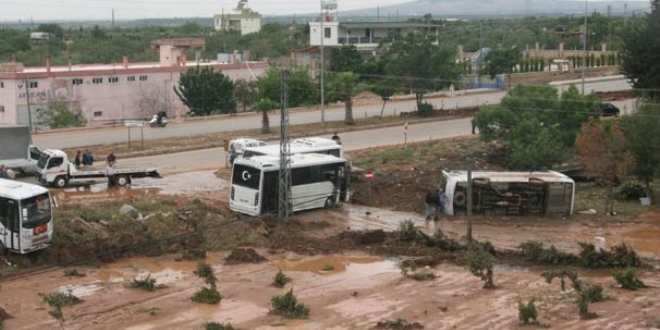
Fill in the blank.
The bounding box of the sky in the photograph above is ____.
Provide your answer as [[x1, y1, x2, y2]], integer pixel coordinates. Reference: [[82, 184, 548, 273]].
[[1, 0, 648, 23], [1, 0, 413, 22]]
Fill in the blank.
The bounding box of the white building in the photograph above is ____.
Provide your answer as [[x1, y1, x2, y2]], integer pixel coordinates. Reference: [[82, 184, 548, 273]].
[[0, 46, 267, 129], [309, 20, 427, 51], [214, 0, 262, 36]]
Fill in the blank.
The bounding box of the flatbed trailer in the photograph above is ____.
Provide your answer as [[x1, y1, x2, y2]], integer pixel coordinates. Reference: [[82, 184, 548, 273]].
[[36, 149, 160, 188]]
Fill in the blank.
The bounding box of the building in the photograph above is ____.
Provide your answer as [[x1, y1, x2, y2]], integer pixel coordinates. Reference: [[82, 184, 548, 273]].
[[214, 0, 262, 36], [0, 46, 267, 129], [309, 21, 427, 51]]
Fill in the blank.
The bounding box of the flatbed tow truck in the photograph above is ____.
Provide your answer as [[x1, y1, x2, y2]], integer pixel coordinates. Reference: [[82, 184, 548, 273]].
[[35, 149, 160, 188]]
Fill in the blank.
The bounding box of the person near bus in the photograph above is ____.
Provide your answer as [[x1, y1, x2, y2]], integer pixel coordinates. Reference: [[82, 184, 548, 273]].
[[435, 188, 448, 220], [0, 165, 9, 179], [331, 132, 341, 145], [424, 189, 435, 220]]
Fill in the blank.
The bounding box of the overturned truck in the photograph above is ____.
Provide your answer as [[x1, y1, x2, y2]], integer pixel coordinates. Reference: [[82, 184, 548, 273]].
[[442, 170, 575, 217]]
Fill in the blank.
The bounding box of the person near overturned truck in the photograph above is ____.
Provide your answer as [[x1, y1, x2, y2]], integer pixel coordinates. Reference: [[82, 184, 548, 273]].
[[435, 188, 448, 221], [105, 162, 116, 188], [0, 165, 9, 179], [74, 150, 82, 167], [106, 151, 116, 166], [82, 149, 95, 166]]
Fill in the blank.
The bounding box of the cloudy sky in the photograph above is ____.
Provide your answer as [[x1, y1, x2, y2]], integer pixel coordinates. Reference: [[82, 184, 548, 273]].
[[1, 0, 414, 22]]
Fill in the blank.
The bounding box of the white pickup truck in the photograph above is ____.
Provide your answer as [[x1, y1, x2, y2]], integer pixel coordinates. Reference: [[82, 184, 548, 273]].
[[0, 126, 42, 174], [36, 149, 160, 188]]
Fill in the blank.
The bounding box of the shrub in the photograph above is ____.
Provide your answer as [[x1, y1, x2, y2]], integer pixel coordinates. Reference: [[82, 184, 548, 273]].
[[271, 271, 292, 288], [541, 269, 580, 292], [609, 244, 640, 268], [518, 241, 575, 265], [270, 289, 309, 319], [578, 242, 640, 268], [203, 322, 242, 330], [518, 298, 538, 325], [612, 268, 646, 290], [405, 272, 436, 281], [194, 262, 218, 287], [63, 269, 85, 277], [582, 283, 604, 303], [130, 274, 164, 292], [615, 182, 648, 201], [466, 244, 495, 289], [40, 291, 82, 319], [578, 242, 611, 268], [398, 220, 417, 242], [417, 102, 434, 117], [519, 241, 544, 261], [375, 318, 424, 329], [191, 287, 223, 304]]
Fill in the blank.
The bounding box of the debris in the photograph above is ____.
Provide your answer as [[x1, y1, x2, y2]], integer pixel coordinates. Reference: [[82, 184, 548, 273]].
[[225, 248, 267, 264], [119, 204, 140, 219]]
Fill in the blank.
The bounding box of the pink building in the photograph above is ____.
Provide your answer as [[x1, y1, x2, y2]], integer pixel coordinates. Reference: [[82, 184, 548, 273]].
[[0, 46, 267, 129]]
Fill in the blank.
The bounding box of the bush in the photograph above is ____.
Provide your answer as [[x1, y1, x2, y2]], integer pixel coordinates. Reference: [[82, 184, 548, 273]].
[[270, 289, 309, 319], [40, 291, 82, 319], [518, 298, 538, 325], [417, 102, 434, 117], [609, 244, 641, 268], [519, 241, 544, 261], [612, 268, 646, 290], [615, 182, 648, 201], [466, 244, 495, 289], [203, 322, 242, 330], [271, 271, 292, 288], [582, 283, 604, 303], [63, 269, 85, 277], [541, 269, 579, 292], [518, 241, 576, 265], [130, 274, 164, 292], [191, 287, 223, 304], [375, 318, 424, 329], [405, 272, 436, 281], [578, 242, 640, 268], [398, 220, 417, 242]]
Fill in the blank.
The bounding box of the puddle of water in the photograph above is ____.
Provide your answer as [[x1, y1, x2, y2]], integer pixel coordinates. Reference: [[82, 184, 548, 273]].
[[621, 228, 660, 254], [279, 255, 394, 276]]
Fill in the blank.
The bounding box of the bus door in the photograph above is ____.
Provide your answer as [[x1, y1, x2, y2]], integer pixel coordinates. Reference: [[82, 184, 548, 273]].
[[0, 197, 20, 251], [261, 171, 279, 214]]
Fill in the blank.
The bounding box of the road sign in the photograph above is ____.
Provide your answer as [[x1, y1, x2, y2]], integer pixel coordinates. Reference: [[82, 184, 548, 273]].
[[365, 170, 374, 181], [124, 120, 145, 127]]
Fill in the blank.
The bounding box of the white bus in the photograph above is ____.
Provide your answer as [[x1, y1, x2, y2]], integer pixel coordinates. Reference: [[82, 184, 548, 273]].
[[241, 137, 343, 159], [230, 153, 350, 216], [442, 170, 575, 217], [0, 178, 54, 254]]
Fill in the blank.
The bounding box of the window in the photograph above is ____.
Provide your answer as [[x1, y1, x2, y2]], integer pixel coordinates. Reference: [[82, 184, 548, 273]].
[[139, 75, 148, 81], [108, 77, 119, 83], [47, 157, 63, 169], [21, 193, 51, 228], [92, 78, 103, 84], [0, 197, 19, 233], [127, 76, 135, 82], [93, 111, 103, 117], [324, 27, 331, 38], [232, 164, 261, 189], [72, 78, 83, 85], [0, 105, 4, 113], [28, 81, 38, 88]]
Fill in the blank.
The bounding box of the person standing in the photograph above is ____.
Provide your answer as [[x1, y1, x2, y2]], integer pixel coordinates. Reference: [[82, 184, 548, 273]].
[[83, 149, 94, 166], [331, 132, 341, 145], [107, 151, 116, 165], [0, 165, 9, 179], [74, 151, 82, 167], [106, 162, 116, 188], [424, 189, 435, 220], [435, 188, 448, 221]]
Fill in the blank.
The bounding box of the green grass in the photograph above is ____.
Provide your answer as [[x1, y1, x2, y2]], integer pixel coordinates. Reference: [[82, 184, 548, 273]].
[[573, 183, 649, 220]]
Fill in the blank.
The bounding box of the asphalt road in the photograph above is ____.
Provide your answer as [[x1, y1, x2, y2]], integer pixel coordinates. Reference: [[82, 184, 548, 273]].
[[32, 78, 633, 150]]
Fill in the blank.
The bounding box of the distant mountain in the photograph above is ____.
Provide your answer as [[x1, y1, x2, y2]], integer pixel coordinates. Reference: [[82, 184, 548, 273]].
[[344, 0, 650, 18]]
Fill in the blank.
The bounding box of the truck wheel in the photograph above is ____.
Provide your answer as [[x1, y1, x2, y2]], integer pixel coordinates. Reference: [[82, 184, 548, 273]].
[[115, 175, 130, 186], [54, 176, 67, 188]]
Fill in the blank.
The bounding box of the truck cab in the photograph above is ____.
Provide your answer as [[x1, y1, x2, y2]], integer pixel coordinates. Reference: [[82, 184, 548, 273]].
[[36, 149, 75, 188]]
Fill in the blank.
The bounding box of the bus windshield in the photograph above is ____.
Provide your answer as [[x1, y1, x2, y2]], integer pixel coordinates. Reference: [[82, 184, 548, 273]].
[[232, 164, 261, 190], [21, 192, 51, 228]]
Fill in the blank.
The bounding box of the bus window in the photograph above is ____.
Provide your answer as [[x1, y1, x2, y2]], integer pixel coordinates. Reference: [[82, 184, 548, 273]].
[[21, 193, 51, 228], [328, 149, 340, 157], [232, 164, 261, 189], [0, 197, 19, 233]]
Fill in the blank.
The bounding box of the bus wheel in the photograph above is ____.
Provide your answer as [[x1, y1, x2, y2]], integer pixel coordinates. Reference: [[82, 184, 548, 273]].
[[54, 176, 67, 188], [324, 197, 336, 209], [115, 175, 130, 186]]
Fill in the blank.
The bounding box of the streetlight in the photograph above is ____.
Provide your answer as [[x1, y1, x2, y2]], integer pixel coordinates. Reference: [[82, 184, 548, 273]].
[[581, 0, 587, 95], [17, 78, 33, 133]]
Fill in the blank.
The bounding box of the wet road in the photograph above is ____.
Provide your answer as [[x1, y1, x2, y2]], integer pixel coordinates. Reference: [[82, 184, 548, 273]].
[[32, 77, 632, 150]]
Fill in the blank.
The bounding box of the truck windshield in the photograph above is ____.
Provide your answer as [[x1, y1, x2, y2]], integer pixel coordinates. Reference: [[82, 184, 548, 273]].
[[37, 154, 49, 169], [21, 193, 51, 228]]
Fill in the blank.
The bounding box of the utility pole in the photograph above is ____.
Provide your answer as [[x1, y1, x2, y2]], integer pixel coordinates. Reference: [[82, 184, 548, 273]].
[[278, 70, 292, 222], [466, 150, 473, 243], [320, 3, 326, 124], [581, 0, 588, 95], [21, 78, 34, 133]]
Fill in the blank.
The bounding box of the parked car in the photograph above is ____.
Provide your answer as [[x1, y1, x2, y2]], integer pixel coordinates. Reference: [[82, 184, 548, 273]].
[[597, 102, 620, 117]]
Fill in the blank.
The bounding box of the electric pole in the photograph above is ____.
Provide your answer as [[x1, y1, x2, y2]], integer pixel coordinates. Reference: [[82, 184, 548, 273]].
[[278, 70, 292, 222]]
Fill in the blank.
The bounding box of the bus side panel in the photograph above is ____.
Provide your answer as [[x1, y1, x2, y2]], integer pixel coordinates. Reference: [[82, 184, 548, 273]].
[[291, 182, 334, 212]]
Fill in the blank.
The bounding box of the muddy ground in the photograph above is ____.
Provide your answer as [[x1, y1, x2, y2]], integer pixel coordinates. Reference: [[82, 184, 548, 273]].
[[2, 164, 660, 329]]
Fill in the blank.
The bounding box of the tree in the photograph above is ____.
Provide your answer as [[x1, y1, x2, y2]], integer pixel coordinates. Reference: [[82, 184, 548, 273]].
[[256, 67, 317, 108], [474, 84, 595, 170], [133, 82, 174, 119], [328, 72, 360, 125], [329, 45, 363, 73], [36, 24, 64, 39], [483, 47, 521, 88], [38, 98, 87, 129], [622, 101, 660, 189], [233, 79, 257, 114], [620, 0, 660, 99], [379, 33, 460, 108], [255, 98, 278, 134], [575, 119, 634, 214], [174, 66, 236, 116], [466, 244, 495, 289]]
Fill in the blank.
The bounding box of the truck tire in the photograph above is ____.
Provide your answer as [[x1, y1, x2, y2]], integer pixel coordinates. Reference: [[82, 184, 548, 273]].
[[115, 175, 130, 186], [53, 176, 67, 188]]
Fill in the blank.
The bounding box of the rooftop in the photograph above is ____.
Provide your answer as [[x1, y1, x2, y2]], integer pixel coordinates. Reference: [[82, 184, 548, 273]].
[[0, 178, 49, 200], [337, 22, 428, 29], [443, 170, 574, 183]]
